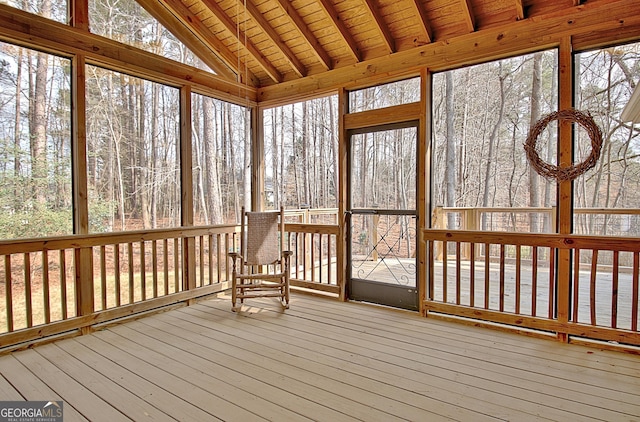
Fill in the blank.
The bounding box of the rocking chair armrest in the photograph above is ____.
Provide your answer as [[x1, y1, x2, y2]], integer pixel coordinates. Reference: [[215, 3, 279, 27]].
[[282, 250, 293, 258], [228, 252, 241, 266]]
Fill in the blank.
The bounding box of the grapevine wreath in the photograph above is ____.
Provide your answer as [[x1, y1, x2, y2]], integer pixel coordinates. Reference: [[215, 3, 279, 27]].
[[524, 109, 603, 182]]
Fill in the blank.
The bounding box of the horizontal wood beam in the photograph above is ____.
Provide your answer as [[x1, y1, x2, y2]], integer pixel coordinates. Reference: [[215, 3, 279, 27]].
[[409, 0, 433, 44], [258, 0, 640, 106], [243, 0, 307, 78], [460, 0, 476, 33], [145, 0, 241, 82], [201, 0, 283, 84], [317, 0, 362, 62], [273, 0, 332, 70], [344, 102, 421, 130], [515, 0, 525, 21], [363, 0, 395, 53], [0, 4, 256, 105]]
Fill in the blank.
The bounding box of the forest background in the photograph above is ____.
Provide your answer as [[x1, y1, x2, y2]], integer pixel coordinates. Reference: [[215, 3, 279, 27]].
[[0, 0, 639, 240]]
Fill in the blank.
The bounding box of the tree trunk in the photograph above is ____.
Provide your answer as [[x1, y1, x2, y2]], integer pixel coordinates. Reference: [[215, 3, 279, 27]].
[[528, 53, 543, 232], [444, 72, 457, 228], [481, 65, 506, 229], [204, 97, 223, 223]]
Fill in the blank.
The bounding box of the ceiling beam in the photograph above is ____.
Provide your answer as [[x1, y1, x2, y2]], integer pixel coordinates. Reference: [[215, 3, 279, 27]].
[[201, 0, 283, 84], [242, 0, 306, 78], [272, 0, 332, 70], [258, 0, 640, 106], [460, 0, 476, 33], [409, 0, 433, 44], [515, 0, 525, 21], [362, 0, 395, 53], [139, 0, 243, 82], [317, 0, 362, 62]]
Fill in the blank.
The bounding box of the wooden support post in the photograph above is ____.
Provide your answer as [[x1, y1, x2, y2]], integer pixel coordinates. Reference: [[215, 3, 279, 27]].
[[180, 85, 196, 299], [338, 88, 348, 301], [71, 54, 93, 334], [556, 37, 573, 342], [418, 68, 431, 316]]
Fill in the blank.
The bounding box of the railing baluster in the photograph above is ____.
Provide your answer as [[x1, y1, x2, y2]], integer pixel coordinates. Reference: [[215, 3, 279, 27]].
[[455, 242, 461, 305], [152, 240, 158, 298], [114, 244, 121, 307], [499, 244, 505, 312], [611, 250, 619, 329], [208, 234, 213, 285], [42, 250, 50, 324], [311, 233, 316, 283], [163, 239, 169, 295], [484, 243, 490, 309], [140, 241, 146, 301], [128, 243, 134, 303], [5, 255, 13, 332], [515, 245, 521, 314], [174, 238, 179, 292], [572, 249, 580, 322], [100, 245, 107, 310], [548, 247, 555, 319], [60, 250, 67, 319], [216, 233, 222, 283], [442, 240, 448, 303], [199, 235, 204, 287], [469, 242, 475, 308], [24, 253, 32, 328], [590, 250, 598, 326], [532, 247, 538, 316], [632, 252, 639, 332]]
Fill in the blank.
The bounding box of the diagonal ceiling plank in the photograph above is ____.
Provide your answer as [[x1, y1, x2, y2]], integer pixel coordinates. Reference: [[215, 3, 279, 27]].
[[460, 0, 476, 33], [317, 0, 362, 62], [362, 0, 395, 53], [201, 0, 283, 84], [272, 0, 332, 70], [514, 0, 525, 20], [409, 0, 433, 44], [135, 0, 238, 81], [242, 0, 307, 77]]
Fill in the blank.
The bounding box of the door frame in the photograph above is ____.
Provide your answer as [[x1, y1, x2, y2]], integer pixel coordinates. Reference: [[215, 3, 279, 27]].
[[338, 73, 431, 314], [346, 123, 420, 310]]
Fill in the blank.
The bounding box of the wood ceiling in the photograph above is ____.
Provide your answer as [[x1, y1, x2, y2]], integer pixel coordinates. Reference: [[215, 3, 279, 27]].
[[139, 0, 630, 92]]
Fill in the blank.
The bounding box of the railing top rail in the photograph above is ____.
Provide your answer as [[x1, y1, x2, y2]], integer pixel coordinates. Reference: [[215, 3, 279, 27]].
[[424, 229, 640, 251], [434, 206, 640, 215], [0, 224, 241, 255]]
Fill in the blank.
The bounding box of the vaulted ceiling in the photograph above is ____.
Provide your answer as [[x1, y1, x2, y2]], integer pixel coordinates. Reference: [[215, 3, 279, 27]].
[[139, 0, 629, 91]]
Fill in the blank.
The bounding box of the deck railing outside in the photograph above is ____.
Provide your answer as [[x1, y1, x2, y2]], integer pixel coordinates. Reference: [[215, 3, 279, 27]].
[[0, 208, 340, 349]]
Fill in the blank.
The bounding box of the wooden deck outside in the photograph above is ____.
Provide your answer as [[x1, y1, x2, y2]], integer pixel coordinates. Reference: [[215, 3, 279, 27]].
[[0, 293, 638, 421]]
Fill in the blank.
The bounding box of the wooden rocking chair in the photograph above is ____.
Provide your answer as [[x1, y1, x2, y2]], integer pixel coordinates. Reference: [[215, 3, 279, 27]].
[[228, 207, 292, 312]]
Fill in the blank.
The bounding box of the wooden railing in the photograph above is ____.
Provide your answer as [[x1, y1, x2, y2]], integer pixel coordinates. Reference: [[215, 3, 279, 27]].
[[425, 229, 640, 347], [0, 215, 340, 350]]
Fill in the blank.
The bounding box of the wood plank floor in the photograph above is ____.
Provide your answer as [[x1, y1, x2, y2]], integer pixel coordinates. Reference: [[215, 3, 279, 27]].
[[0, 293, 639, 421]]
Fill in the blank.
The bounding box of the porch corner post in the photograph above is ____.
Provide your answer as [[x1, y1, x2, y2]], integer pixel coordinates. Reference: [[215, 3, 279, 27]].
[[180, 85, 196, 298], [71, 53, 93, 334], [556, 36, 574, 342], [418, 67, 431, 317], [338, 87, 348, 301]]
